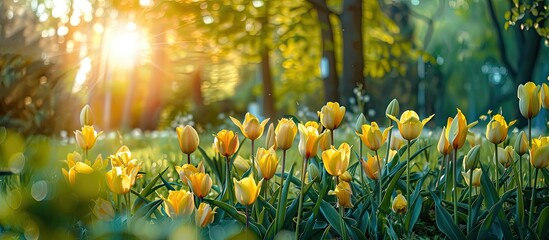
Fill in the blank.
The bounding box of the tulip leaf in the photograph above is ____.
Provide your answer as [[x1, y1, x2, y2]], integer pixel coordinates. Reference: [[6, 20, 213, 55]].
[[133, 167, 169, 208], [320, 225, 332, 240], [479, 164, 513, 238], [256, 196, 276, 217], [319, 200, 344, 238], [536, 207, 549, 238], [379, 162, 406, 215], [430, 191, 466, 239], [275, 163, 295, 232], [405, 170, 427, 234], [198, 146, 223, 184], [204, 198, 265, 237], [131, 199, 163, 223], [477, 189, 513, 240], [160, 174, 175, 191], [511, 157, 525, 235]]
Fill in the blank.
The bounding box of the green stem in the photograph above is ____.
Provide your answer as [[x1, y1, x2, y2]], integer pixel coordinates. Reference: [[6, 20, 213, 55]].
[[336, 176, 348, 240], [187, 153, 191, 165], [528, 118, 532, 187], [519, 155, 523, 189], [453, 148, 458, 225], [226, 156, 233, 205], [467, 167, 473, 234], [359, 142, 366, 199], [494, 143, 499, 191], [125, 193, 131, 225], [435, 154, 446, 189], [375, 150, 382, 204], [251, 140, 255, 178], [245, 205, 250, 229], [296, 157, 308, 240], [277, 150, 287, 230], [442, 156, 449, 199], [330, 130, 335, 147], [529, 168, 539, 226], [407, 140, 411, 202]]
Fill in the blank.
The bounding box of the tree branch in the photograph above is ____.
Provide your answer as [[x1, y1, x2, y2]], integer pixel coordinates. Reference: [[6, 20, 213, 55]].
[[487, 0, 518, 79], [306, 0, 339, 16]]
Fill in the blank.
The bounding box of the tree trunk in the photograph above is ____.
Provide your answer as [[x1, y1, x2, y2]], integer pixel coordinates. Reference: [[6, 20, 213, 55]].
[[340, 0, 364, 108], [313, 1, 339, 102], [260, 1, 276, 118]]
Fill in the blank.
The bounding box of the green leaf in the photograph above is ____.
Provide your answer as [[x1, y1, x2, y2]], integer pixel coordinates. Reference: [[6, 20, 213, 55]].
[[204, 199, 265, 237], [134, 167, 169, 209], [275, 163, 295, 232], [479, 164, 513, 237], [131, 199, 163, 223], [198, 146, 223, 184], [379, 162, 406, 215], [405, 171, 427, 234], [536, 207, 549, 238], [319, 200, 344, 237], [160, 174, 175, 191], [477, 190, 513, 240], [430, 191, 466, 239]]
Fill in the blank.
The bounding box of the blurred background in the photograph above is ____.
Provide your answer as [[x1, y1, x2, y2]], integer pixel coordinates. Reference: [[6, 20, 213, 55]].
[[1, 0, 548, 136]]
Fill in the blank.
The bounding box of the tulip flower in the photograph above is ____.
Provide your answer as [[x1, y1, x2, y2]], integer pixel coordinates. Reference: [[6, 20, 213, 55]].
[[92, 198, 115, 222], [175, 162, 204, 186], [339, 171, 352, 182], [445, 109, 478, 150], [275, 118, 297, 151], [230, 113, 270, 141], [109, 145, 138, 168], [62, 152, 107, 196], [462, 168, 482, 187], [328, 181, 353, 208], [529, 136, 549, 226], [356, 122, 392, 152], [322, 143, 351, 177], [256, 147, 278, 180], [387, 110, 434, 141], [495, 146, 514, 168], [233, 175, 263, 206], [437, 126, 451, 156], [318, 102, 346, 131], [298, 123, 323, 159], [195, 203, 217, 228], [515, 131, 529, 157], [164, 190, 195, 219], [355, 113, 367, 134], [264, 123, 276, 150], [187, 172, 212, 199], [74, 125, 102, 151], [214, 130, 239, 157], [517, 81, 541, 119], [463, 145, 481, 171], [233, 156, 251, 175], [80, 104, 94, 126], [392, 193, 407, 215], [485, 114, 516, 144], [542, 83, 549, 110], [105, 163, 141, 195], [176, 125, 199, 163], [362, 155, 383, 181]]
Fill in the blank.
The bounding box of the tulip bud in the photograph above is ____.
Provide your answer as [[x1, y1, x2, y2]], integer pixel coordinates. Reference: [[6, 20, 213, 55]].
[[485, 114, 516, 144], [214, 130, 239, 157], [308, 162, 320, 182], [275, 118, 297, 150], [176, 125, 200, 155], [530, 137, 549, 169], [517, 81, 541, 119], [494, 146, 514, 168], [362, 155, 383, 180], [92, 198, 115, 222], [318, 130, 331, 151], [265, 123, 276, 150], [328, 181, 353, 208], [318, 102, 346, 131], [542, 83, 549, 110], [355, 113, 367, 133], [437, 127, 451, 156], [514, 131, 528, 156], [187, 172, 212, 199], [233, 156, 250, 175], [80, 104, 94, 126], [195, 203, 217, 228], [385, 99, 400, 118], [463, 145, 481, 171], [462, 168, 482, 187], [256, 147, 278, 180], [322, 143, 351, 177], [392, 193, 407, 215]]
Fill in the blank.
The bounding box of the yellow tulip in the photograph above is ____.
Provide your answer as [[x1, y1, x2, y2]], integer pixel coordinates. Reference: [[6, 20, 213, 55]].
[[80, 104, 94, 126], [175, 162, 204, 186], [355, 113, 367, 133], [517, 81, 541, 119], [530, 137, 549, 169], [109, 145, 137, 168], [305, 121, 322, 133], [392, 193, 407, 215], [256, 147, 278, 180], [390, 134, 405, 150], [230, 113, 270, 140], [328, 181, 353, 208], [233, 156, 250, 174], [164, 190, 195, 219], [485, 114, 516, 144], [514, 131, 529, 156], [318, 102, 346, 130], [187, 172, 212, 199], [318, 130, 331, 151], [233, 175, 263, 206], [74, 125, 102, 150], [275, 118, 297, 151], [322, 143, 351, 177], [445, 109, 478, 150], [264, 123, 277, 150], [195, 203, 217, 227], [214, 130, 239, 157], [387, 149, 397, 162], [462, 168, 482, 187], [339, 171, 353, 182], [495, 146, 514, 168], [105, 163, 142, 195], [356, 122, 392, 151], [362, 155, 383, 180], [62, 152, 107, 187], [92, 198, 115, 221], [387, 110, 434, 141], [542, 83, 549, 110], [298, 123, 323, 159], [176, 125, 199, 155], [437, 126, 451, 156]]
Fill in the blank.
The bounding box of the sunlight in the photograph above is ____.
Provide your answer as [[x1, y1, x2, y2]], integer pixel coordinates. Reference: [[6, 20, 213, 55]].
[[106, 24, 149, 68]]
